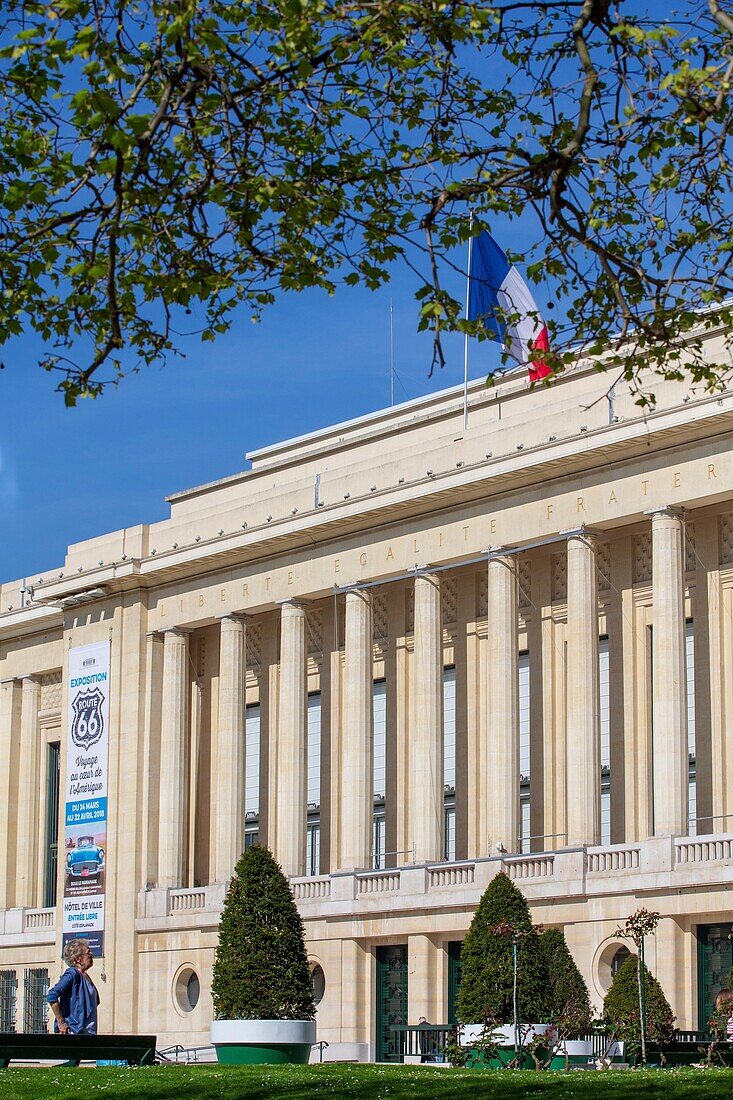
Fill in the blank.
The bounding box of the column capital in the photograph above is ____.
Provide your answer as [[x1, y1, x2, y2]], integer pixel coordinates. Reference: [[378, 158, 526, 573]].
[[412, 569, 441, 587], [644, 505, 685, 520], [160, 626, 190, 639], [217, 611, 248, 625], [486, 549, 518, 569], [486, 545, 518, 561], [343, 586, 372, 603], [560, 525, 604, 542]]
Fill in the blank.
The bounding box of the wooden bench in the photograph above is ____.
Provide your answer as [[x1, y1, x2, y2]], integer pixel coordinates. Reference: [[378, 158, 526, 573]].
[[0, 1032, 157, 1067]]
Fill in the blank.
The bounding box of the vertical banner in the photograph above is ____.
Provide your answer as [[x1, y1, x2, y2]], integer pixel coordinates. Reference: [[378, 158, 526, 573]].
[[62, 641, 110, 958]]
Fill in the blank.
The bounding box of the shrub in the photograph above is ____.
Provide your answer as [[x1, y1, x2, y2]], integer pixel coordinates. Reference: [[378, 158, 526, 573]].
[[603, 953, 675, 1052], [456, 871, 548, 1024], [211, 845, 315, 1021], [539, 928, 593, 1037]]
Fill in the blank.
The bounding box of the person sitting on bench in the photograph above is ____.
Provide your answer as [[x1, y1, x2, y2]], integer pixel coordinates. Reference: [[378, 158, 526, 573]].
[[47, 939, 100, 1035]]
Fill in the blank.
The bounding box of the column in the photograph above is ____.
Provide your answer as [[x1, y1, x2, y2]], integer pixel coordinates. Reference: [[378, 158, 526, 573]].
[[566, 530, 601, 846], [410, 573, 443, 863], [157, 629, 189, 889], [214, 614, 246, 882], [486, 554, 519, 853], [15, 677, 41, 906], [0, 679, 22, 909], [340, 589, 373, 871], [650, 507, 687, 835], [276, 601, 307, 877]]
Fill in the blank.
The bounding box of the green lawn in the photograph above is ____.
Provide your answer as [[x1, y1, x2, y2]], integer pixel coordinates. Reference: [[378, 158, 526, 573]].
[[1, 1065, 732, 1099]]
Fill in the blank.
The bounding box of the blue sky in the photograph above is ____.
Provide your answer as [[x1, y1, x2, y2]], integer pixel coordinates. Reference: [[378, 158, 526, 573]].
[[1, 262, 508, 585]]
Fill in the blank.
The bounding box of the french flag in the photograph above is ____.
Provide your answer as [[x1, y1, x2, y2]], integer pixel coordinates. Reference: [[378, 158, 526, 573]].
[[467, 231, 552, 382]]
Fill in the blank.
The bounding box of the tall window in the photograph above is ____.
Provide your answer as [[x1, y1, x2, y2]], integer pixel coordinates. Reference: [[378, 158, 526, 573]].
[[244, 704, 261, 849], [599, 637, 611, 846], [44, 742, 60, 908], [0, 971, 17, 1033], [23, 968, 48, 1034], [372, 810, 386, 871], [443, 668, 456, 861], [686, 620, 696, 835], [373, 681, 387, 869], [305, 693, 321, 875], [519, 653, 530, 853], [306, 815, 321, 876]]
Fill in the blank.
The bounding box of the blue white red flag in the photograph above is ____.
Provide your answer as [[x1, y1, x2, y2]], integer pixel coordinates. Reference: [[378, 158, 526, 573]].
[[468, 231, 552, 382]]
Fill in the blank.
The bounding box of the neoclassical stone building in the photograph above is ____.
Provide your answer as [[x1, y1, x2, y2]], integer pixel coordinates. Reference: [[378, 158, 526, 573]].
[[1, 331, 733, 1058]]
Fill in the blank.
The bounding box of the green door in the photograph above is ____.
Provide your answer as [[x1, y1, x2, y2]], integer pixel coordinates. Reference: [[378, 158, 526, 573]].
[[376, 945, 408, 1062], [697, 923, 733, 1031], [447, 941, 463, 1026]]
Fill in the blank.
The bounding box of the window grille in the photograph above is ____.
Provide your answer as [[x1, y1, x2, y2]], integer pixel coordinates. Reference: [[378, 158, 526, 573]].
[[0, 970, 17, 1032], [23, 968, 49, 1034]]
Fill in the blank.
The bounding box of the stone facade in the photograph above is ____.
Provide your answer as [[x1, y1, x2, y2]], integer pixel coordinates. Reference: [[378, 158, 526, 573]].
[[1, 332, 733, 1058]]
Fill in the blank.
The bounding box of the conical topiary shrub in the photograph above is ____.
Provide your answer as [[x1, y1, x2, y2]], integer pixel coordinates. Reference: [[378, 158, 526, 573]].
[[456, 871, 549, 1024], [212, 845, 315, 1021], [539, 928, 593, 1037], [603, 953, 675, 1055]]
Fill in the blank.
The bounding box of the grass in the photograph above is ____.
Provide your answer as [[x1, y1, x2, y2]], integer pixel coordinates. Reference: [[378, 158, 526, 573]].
[[1, 1064, 733, 1099]]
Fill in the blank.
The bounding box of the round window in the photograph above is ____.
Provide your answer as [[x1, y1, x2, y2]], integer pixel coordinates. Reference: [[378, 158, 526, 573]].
[[174, 967, 200, 1013], [610, 946, 630, 979], [311, 964, 325, 1006]]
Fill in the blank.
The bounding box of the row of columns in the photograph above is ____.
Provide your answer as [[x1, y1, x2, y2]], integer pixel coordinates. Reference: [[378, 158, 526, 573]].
[[153, 507, 690, 888]]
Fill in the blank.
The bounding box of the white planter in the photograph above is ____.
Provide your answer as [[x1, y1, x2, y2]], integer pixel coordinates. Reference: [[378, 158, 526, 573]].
[[556, 1040, 593, 1056], [461, 1022, 550, 1047], [548, 1038, 594, 1067], [211, 1019, 316, 1065]]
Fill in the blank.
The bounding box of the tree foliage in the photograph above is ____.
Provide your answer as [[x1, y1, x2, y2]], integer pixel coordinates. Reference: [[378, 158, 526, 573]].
[[1, 1, 733, 402], [211, 845, 315, 1021], [603, 953, 676, 1052], [456, 871, 548, 1024], [539, 928, 593, 1038]]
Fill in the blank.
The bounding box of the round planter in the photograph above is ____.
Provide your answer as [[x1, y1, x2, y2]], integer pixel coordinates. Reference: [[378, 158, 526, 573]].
[[548, 1039, 594, 1070], [211, 1019, 316, 1065]]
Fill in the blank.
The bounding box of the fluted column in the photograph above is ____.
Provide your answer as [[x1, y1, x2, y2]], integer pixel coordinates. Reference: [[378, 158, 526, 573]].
[[340, 589, 373, 871], [410, 573, 443, 863], [15, 677, 41, 906], [158, 629, 189, 889], [566, 530, 601, 846], [0, 679, 22, 908], [214, 614, 246, 882], [650, 507, 687, 835], [276, 601, 307, 877], [486, 554, 519, 853]]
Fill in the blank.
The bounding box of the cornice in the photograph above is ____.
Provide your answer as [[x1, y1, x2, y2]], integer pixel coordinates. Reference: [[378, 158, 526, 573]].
[[9, 388, 733, 615]]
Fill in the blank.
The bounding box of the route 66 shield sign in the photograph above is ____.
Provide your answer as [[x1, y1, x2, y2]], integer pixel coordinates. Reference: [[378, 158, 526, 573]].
[[71, 688, 105, 750]]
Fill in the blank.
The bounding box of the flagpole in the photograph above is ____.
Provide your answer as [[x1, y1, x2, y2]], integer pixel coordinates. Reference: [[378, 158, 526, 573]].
[[463, 211, 474, 432]]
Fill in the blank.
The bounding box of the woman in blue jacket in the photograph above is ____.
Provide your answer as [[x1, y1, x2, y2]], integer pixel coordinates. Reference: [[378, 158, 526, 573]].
[[47, 938, 100, 1034]]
